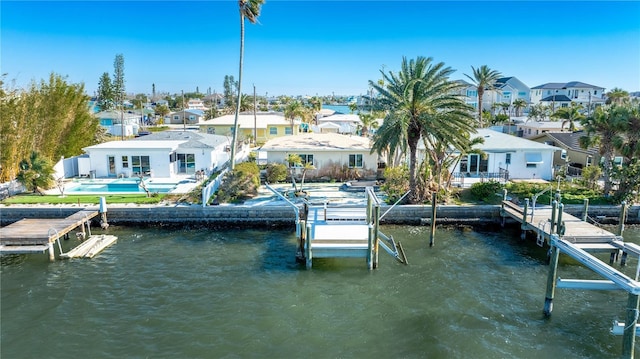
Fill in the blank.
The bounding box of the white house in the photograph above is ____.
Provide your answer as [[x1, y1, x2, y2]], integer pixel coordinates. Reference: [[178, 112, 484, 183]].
[[314, 114, 362, 135], [260, 133, 379, 180], [82, 131, 230, 178], [95, 110, 141, 137], [530, 81, 606, 111], [166, 109, 206, 125], [450, 129, 561, 181]]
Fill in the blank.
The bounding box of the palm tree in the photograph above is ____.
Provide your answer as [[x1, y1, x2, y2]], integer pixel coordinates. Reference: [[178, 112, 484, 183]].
[[605, 87, 629, 105], [465, 65, 502, 127], [16, 151, 55, 194], [579, 106, 628, 195], [229, 0, 264, 170], [284, 100, 305, 135], [552, 103, 584, 131], [357, 112, 379, 137], [513, 98, 527, 117], [370, 56, 475, 203]]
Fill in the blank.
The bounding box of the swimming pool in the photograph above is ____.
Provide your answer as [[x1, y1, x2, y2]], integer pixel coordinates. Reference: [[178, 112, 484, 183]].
[[66, 178, 179, 194]]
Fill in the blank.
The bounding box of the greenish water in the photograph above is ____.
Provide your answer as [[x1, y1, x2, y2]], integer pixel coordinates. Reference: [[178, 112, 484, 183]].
[[2, 225, 639, 358]]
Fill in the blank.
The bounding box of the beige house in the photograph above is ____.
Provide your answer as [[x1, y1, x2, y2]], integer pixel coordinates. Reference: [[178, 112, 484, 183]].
[[529, 131, 600, 172], [198, 112, 299, 144], [260, 133, 378, 180]]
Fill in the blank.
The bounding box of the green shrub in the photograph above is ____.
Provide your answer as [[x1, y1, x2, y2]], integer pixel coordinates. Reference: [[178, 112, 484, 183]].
[[266, 163, 287, 183], [381, 166, 409, 204], [470, 180, 504, 202]]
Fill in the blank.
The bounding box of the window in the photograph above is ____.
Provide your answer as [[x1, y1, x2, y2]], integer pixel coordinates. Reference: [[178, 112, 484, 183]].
[[518, 91, 527, 96], [230, 127, 235, 134], [561, 103, 568, 108], [503, 91, 511, 99], [189, 115, 195, 121], [505, 153, 511, 165], [586, 156, 593, 166], [132, 155, 150, 175], [466, 90, 477, 97], [299, 154, 313, 166], [269, 127, 277, 135], [561, 150, 567, 160], [122, 156, 129, 168], [177, 153, 196, 174], [285, 127, 292, 135], [207, 127, 215, 134], [594, 90, 598, 95], [173, 115, 180, 121], [526, 163, 538, 168], [349, 154, 363, 168]]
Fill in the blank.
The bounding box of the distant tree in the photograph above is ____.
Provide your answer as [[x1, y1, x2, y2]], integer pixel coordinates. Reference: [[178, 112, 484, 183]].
[[284, 100, 305, 135], [527, 103, 549, 122], [112, 54, 126, 139], [513, 98, 527, 117], [465, 65, 502, 127], [357, 112, 379, 137], [96, 72, 114, 111], [552, 103, 584, 131], [605, 87, 629, 105]]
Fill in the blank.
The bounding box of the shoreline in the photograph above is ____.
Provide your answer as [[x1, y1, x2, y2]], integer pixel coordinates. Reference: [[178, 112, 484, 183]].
[[1, 203, 638, 228]]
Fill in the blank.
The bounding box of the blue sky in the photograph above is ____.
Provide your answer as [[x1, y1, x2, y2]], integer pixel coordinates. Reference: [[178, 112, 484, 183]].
[[2, 1, 639, 97]]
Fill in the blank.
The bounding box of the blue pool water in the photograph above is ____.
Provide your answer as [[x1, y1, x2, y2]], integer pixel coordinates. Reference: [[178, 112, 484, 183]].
[[66, 179, 177, 194]]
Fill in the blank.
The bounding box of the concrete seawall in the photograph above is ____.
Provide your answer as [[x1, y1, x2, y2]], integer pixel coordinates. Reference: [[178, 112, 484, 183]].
[[1, 204, 638, 228]]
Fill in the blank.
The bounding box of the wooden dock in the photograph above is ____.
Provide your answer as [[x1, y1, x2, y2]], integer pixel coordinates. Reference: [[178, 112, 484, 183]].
[[500, 198, 622, 253], [0, 209, 100, 260]]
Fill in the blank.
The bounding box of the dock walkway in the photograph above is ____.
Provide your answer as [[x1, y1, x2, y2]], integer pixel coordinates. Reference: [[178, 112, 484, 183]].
[[0, 209, 99, 260]]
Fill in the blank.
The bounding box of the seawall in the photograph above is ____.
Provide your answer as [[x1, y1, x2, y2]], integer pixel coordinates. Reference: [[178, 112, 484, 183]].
[[1, 204, 638, 228]]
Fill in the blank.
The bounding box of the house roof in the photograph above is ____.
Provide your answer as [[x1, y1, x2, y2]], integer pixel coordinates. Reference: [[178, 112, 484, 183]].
[[541, 94, 572, 102], [530, 131, 598, 155], [519, 121, 567, 130], [84, 140, 185, 151], [198, 112, 290, 129], [317, 114, 362, 124], [132, 130, 228, 149], [470, 129, 561, 152], [532, 81, 604, 90], [260, 133, 371, 151]]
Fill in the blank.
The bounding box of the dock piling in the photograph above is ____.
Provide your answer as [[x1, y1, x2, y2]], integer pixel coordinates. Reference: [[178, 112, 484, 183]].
[[429, 192, 437, 247], [521, 198, 529, 240], [544, 236, 560, 316], [622, 293, 639, 359], [618, 201, 628, 237], [582, 198, 589, 222]]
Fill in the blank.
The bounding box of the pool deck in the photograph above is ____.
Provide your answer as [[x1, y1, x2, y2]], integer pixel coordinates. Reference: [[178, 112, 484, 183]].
[[46, 176, 201, 195]]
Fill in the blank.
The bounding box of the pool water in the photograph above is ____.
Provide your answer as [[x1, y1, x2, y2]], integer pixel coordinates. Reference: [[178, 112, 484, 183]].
[[66, 178, 178, 194]]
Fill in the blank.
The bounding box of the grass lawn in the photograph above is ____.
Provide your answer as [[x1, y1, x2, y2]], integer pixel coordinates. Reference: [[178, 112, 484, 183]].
[[1, 193, 166, 205]]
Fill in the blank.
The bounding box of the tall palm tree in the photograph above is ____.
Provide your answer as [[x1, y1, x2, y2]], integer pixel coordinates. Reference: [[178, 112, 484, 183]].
[[229, 0, 264, 170], [579, 106, 627, 195], [552, 103, 584, 131], [284, 100, 305, 135], [370, 56, 475, 203], [465, 65, 502, 127]]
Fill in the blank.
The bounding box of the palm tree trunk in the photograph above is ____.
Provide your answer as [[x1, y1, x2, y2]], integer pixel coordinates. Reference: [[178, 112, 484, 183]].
[[407, 135, 419, 203], [230, 13, 245, 170], [477, 89, 484, 127]]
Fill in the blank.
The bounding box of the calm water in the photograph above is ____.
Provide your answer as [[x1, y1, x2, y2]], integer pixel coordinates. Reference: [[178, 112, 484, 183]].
[[2, 224, 639, 358]]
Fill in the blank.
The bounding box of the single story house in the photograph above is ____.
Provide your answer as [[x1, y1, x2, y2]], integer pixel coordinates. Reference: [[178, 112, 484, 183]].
[[517, 121, 578, 138], [166, 109, 205, 125], [82, 131, 230, 178], [449, 129, 561, 181], [259, 133, 378, 180], [198, 112, 300, 144], [314, 114, 362, 135], [529, 131, 609, 175]]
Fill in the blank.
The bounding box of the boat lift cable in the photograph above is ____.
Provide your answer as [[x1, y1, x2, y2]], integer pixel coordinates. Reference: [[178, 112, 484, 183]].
[[380, 190, 411, 221], [264, 182, 301, 236]]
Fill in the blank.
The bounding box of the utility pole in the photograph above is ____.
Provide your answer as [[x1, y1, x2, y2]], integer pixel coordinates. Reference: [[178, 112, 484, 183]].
[[253, 84, 257, 146]]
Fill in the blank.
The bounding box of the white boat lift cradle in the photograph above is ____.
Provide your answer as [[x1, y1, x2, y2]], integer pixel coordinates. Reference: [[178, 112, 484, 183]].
[[265, 184, 407, 269], [544, 232, 640, 359]]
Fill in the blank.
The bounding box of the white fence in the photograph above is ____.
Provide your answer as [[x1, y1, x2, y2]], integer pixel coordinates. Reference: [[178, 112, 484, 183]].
[[201, 168, 229, 207]]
